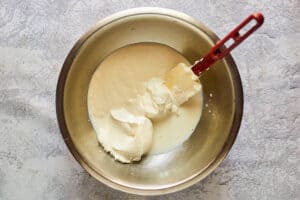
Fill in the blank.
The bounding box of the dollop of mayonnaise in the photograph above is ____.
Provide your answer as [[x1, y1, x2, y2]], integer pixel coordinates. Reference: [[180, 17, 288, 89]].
[[133, 77, 177, 119], [94, 63, 202, 163]]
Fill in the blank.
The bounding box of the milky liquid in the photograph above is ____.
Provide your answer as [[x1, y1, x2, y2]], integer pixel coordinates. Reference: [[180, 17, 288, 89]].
[[88, 43, 203, 155]]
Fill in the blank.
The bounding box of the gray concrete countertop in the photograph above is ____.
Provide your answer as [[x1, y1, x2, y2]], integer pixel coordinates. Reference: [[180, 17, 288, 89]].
[[0, 0, 299, 199]]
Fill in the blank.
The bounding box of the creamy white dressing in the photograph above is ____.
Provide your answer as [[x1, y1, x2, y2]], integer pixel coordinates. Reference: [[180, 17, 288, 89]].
[[88, 43, 203, 163]]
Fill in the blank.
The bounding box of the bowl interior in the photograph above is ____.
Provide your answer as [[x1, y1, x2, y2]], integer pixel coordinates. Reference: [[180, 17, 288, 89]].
[[58, 10, 242, 194]]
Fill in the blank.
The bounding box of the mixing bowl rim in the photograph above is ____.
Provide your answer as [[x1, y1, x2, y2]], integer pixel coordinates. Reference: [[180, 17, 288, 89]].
[[56, 7, 244, 195]]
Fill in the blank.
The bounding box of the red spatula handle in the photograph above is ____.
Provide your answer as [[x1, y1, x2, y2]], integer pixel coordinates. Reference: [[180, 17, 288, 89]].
[[192, 12, 264, 76]]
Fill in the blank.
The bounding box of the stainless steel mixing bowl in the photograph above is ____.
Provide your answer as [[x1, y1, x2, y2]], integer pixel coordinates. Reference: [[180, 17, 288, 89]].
[[56, 8, 243, 195]]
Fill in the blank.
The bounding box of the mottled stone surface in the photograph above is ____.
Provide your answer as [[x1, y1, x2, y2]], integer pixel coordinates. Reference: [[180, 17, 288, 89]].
[[0, 0, 299, 199]]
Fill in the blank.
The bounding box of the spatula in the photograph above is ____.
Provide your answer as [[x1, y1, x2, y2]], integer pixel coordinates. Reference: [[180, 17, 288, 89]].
[[192, 12, 264, 75], [165, 12, 264, 99]]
